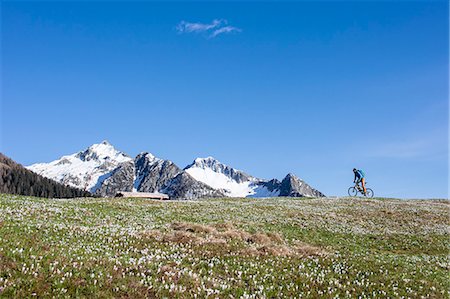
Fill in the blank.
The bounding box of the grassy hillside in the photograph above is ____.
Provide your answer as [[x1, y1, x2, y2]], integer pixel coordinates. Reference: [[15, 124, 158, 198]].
[[0, 194, 448, 298]]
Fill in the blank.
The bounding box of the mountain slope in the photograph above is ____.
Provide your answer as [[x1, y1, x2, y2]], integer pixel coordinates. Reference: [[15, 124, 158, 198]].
[[94, 153, 225, 199], [278, 173, 324, 197], [28, 141, 132, 192], [184, 157, 260, 197], [27, 141, 212, 199], [185, 157, 324, 198], [93, 161, 135, 197], [134, 153, 182, 192], [0, 153, 91, 198], [27, 141, 324, 199], [161, 172, 225, 200]]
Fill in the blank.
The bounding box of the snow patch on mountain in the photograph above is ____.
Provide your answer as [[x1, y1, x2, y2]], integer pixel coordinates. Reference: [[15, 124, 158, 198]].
[[27, 141, 132, 192], [76, 141, 131, 164], [184, 157, 323, 198], [185, 157, 268, 197], [249, 185, 281, 198], [27, 141, 324, 199], [185, 166, 255, 197]]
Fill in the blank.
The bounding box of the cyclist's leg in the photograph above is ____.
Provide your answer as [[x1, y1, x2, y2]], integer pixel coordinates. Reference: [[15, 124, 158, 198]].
[[361, 178, 367, 194]]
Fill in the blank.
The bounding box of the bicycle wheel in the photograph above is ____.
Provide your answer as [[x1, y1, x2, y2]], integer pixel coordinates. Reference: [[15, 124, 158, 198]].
[[348, 187, 358, 196], [365, 188, 374, 198]]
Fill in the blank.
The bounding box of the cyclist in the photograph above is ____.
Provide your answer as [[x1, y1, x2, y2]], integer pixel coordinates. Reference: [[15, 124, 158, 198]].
[[353, 168, 366, 195]]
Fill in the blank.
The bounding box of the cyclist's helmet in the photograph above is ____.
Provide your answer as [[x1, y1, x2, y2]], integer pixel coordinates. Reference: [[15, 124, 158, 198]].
[[353, 168, 357, 172]]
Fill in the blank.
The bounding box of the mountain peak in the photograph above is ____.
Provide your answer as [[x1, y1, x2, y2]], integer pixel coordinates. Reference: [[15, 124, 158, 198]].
[[184, 156, 255, 195], [134, 152, 161, 170], [27, 143, 325, 199], [192, 156, 223, 167], [284, 173, 299, 180], [136, 152, 157, 161], [194, 156, 218, 163], [78, 141, 130, 163], [188, 156, 231, 171], [279, 173, 323, 197], [27, 141, 132, 192]]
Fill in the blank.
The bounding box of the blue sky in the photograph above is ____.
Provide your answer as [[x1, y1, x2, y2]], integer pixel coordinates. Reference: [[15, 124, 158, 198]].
[[1, 1, 448, 198]]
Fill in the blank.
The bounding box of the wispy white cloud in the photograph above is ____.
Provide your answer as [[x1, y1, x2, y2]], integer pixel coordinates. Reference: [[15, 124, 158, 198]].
[[176, 19, 223, 33], [210, 26, 242, 38], [176, 19, 241, 38]]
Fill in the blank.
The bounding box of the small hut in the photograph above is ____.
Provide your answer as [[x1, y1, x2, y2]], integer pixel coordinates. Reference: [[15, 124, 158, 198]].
[[115, 191, 169, 200]]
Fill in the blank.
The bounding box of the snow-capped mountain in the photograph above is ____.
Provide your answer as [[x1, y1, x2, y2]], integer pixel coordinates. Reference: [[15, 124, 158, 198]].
[[28, 142, 224, 199], [185, 157, 254, 184], [184, 157, 260, 197], [92, 152, 223, 199], [184, 157, 323, 198], [28, 141, 132, 192], [27, 141, 324, 199]]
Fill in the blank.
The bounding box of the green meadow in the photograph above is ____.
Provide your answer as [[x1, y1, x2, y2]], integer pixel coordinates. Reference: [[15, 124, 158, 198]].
[[0, 194, 448, 298]]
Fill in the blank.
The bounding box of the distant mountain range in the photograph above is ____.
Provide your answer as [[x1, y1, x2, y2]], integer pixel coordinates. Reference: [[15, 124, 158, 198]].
[[27, 141, 324, 199]]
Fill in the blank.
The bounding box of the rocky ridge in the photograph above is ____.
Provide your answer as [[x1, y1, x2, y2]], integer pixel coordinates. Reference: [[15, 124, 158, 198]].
[[28, 141, 324, 199]]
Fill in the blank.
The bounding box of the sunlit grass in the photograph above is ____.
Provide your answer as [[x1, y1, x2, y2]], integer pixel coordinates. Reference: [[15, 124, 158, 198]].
[[0, 194, 448, 298]]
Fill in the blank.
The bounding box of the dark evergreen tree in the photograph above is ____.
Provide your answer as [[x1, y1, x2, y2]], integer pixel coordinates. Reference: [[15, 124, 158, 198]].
[[0, 153, 91, 198]]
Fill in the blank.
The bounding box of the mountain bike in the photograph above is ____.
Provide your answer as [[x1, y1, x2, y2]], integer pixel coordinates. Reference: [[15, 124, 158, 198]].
[[348, 182, 374, 198]]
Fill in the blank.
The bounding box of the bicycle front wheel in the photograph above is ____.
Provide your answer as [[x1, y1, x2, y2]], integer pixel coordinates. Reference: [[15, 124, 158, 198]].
[[348, 187, 358, 197], [365, 188, 374, 198]]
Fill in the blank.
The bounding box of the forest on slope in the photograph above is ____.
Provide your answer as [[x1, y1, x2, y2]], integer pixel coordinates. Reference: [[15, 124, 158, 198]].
[[0, 153, 91, 198]]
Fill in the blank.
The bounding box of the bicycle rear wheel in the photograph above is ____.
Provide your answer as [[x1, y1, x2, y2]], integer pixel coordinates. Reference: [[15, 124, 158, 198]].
[[348, 187, 358, 196], [365, 188, 374, 198]]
